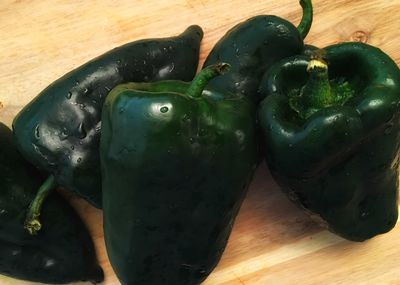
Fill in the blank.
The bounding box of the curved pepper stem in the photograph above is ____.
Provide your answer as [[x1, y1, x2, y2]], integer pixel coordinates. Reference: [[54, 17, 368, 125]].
[[24, 175, 57, 235], [186, 63, 230, 98], [297, 0, 313, 39]]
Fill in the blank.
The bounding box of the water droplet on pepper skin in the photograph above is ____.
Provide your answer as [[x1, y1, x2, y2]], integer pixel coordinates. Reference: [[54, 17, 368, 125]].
[[34, 125, 40, 139], [77, 122, 87, 139], [160, 106, 169, 113]]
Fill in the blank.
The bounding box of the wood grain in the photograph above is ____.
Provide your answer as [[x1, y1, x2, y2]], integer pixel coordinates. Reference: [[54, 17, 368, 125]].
[[0, 1, 399, 284]]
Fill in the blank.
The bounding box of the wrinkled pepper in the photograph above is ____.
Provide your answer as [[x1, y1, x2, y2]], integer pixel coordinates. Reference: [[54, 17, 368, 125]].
[[0, 123, 103, 283], [258, 43, 400, 241], [13, 25, 203, 210], [203, 0, 313, 104], [101, 63, 257, 285]]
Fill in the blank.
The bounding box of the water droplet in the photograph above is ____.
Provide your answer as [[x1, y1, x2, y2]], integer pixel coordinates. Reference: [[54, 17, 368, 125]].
[[83, 88, 88, 94], [77, 157, 82, 163], [60, 128, 69, 140], [75, 80, 80, 85], [66, 92, 72, 99], [160, 106, 169, 113], [360, 211, 369, 219], [34, 125, 40, 139], [79, 103, 86, 110], [77, 122, 87, 139], [143, 59, 147, 65], [71, 145, 75, 150], [168, 63, 175, 73], [189, 137, 195, 144]]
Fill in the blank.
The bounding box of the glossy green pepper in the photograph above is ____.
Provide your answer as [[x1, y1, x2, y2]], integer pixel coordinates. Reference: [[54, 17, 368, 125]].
[[203, 0, 313, 104], [101, 63, 257, 285], [13, 25, 203, 210], [258, 43, 400, 241], [0, 123, 103, 283]]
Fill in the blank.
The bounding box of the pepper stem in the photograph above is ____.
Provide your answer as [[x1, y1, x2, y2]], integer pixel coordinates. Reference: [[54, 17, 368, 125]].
[[186, 63, 230, 98], [297, 0, 313, 39], [300, 52, 335, 117], [24, 175, 57, 235]]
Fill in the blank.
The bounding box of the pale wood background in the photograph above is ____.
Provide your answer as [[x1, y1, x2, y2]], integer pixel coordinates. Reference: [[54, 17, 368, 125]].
[[1, 0, 400, 284]]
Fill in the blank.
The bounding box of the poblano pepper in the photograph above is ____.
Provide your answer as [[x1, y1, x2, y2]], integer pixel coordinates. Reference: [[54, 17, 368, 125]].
[[258, 43, 400, 241], [13, 25, 203, 211], [101, 63, 257, 285], [0, 123, 103, 284], [203, 0, 313, 104]]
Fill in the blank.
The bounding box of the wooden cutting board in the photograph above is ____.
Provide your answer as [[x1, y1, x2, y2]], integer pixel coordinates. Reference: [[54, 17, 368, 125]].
[[1, 0, 400, 284]]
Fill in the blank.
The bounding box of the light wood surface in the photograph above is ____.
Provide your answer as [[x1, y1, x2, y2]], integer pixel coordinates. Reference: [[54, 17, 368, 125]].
[[1, 1, 400, 284]]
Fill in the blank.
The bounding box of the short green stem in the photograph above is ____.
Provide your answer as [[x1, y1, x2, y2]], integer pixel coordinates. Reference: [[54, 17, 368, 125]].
[[298, 57, 335, 118], [297, 0, 313, 39], [24, 175, 57, 235], [186, 63, 230, 98]]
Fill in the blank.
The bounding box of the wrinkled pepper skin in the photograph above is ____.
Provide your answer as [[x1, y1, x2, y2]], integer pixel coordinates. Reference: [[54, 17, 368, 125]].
[[13, 25, 203, 208], [0, 123, 103, 284], [258, 43, 400, 241], [101, 64, 257, 285], [203, 0, 313, 104]]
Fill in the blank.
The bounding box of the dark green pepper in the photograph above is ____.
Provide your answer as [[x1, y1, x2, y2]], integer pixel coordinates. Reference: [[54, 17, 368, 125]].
[[101, 63, 257, 285], [13, 25, 203, 210], [0, 123, 103, 283], [203, 0, 313, 104], [258, 43, 400, 241]]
